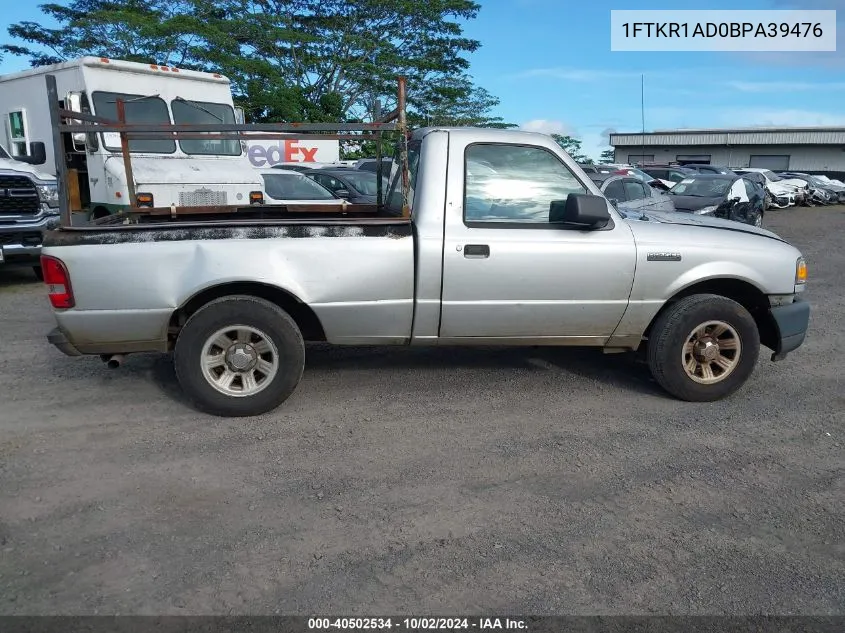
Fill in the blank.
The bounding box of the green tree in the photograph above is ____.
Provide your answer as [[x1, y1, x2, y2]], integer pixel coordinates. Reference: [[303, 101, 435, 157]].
[[2, 0, 204, 67], [551, 134, 592, 163], [599, 148, 615, 163], [3, 0, 513, 147]]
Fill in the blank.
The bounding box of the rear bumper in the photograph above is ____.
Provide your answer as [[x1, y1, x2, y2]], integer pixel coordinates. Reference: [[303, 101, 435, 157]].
[[769, 296, 810, 361], [47, 327, 83, 357]]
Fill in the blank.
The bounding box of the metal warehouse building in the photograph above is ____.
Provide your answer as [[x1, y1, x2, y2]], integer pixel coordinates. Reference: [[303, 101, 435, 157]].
[[609, 127, 845, 177]]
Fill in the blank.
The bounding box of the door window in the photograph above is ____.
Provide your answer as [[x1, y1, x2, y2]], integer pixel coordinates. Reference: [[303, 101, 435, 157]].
[[603, 179, 626, 202], [463, 143, 587, 224], [743, 178, 757, 199], [6, 110, 27, 156], [729, 179, 749, 202]]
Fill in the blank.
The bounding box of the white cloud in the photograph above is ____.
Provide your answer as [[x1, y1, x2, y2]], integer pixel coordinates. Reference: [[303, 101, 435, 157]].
[[515, 67, 650, 81], [520, 119, 574, 135], [728, 80, 845, 92]]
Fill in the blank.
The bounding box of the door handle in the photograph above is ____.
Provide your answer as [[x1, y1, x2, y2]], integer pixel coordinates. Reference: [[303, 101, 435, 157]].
[[463, 244, 490, 258]]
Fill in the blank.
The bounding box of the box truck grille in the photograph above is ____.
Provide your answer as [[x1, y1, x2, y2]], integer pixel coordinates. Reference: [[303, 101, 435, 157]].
[[178, 188, 228, 207], [0, 175, 39, 215]]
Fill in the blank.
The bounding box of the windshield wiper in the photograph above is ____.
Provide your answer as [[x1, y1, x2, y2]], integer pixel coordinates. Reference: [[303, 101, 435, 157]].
[[174, 97, 224, 122]]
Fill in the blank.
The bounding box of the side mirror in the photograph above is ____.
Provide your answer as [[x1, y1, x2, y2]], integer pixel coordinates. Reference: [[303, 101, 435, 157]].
[[335, 189, 351, 199], [234, 106, 245, 125], [731, 196, 741, 203], [550, 193, 611, 229], [14, 141, 47, 165]]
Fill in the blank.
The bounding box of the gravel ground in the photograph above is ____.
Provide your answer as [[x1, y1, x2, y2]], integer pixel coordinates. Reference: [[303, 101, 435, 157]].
[[0, 207, 842, 616]]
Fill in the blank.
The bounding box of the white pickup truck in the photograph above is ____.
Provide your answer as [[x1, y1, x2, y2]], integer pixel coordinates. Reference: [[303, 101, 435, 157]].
[[0, 141, 59, 277], [41, 127, 810, 417]]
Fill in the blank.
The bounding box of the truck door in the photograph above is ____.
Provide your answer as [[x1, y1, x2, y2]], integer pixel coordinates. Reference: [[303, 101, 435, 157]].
[[439, 140, 637, 341]]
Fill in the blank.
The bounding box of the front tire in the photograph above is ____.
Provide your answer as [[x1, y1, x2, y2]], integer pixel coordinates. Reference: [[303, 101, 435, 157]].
[[647, 294, 760, 402], [174, 295, 305, 417]]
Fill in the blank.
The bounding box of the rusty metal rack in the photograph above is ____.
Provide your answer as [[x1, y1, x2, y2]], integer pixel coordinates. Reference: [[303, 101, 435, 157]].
[[45, 74, 411, 228]]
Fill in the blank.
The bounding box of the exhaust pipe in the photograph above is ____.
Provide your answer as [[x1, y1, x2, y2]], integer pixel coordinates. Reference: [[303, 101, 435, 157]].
[[102, 354, 126, 369]]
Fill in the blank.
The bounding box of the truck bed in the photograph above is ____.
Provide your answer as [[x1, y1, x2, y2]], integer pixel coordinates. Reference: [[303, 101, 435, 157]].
[[41, 215, 416, 355], [43, 216, 412, 247]]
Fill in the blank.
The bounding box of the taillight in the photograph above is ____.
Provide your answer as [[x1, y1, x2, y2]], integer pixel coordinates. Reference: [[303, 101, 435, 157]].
[[41, 255, 75, 309]]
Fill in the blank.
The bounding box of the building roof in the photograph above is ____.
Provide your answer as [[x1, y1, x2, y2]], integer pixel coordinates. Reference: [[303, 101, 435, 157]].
[[610, 126, 845, 147]]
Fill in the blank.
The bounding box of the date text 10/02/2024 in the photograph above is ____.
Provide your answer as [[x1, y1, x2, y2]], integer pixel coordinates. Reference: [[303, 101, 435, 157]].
[[307, 618, 528, 630]]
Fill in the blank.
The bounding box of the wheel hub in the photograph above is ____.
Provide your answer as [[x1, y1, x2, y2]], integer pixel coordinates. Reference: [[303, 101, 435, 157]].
[[693, 338, 719, 362], [682, 320, 742, 385], [225, 343, 258, 372]]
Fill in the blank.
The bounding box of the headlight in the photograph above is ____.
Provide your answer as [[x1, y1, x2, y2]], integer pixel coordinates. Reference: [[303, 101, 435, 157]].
[[36, 182, 60, 208], [795, 257, 807, 285], [695, 204, 718, 215]]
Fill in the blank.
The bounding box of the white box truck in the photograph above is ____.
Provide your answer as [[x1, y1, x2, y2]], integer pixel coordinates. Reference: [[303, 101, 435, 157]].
[[0, 56, 264, 220]]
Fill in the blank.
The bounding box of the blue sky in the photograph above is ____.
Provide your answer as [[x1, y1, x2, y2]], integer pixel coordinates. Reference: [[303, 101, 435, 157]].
[[1, 0, 843, 159]]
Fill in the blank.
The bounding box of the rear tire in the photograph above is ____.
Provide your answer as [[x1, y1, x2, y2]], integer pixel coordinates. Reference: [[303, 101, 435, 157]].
[[647, 294, 760, 402], [174, 295, 305, 417]]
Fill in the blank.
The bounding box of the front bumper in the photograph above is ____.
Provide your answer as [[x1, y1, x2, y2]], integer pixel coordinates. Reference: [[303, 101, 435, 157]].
[[0, 213, 60, 266], [769, 296, 810, 361]]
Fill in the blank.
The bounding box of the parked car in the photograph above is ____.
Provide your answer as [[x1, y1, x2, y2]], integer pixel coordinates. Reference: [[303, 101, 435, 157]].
[[640, 165, 698, 187], [609, 167, 673, 190], [730, 170, 772, 210], [589, 173, 675, 215], [680, 164, 737, 175], [776, 173, 835, 205], [815, 174, 845, 187], [733, 168, 806, 208], [304, 169, 389, 204], [355, 157, 394, 173], [779, 172, 845, 204], [41, 126, 810, 417], [666, 173, 765, 227], [578, 163, 617, 175], [271, 162, 353, 173], [260, 169, 344, 203]]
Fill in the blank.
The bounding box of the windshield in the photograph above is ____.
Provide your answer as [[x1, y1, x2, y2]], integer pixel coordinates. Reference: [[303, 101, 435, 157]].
[[92, 91, 175, 153], [669, 177, 733, 197], [762, 170, 781, 181], [262, 172, 337, 200], [171, 99, 240, 156]]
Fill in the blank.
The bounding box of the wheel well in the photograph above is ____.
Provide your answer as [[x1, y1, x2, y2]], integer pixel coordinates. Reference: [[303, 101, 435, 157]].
[[168, 282, 327, 346], [645, 278, 777, 351], [92, 206, 110, 219]]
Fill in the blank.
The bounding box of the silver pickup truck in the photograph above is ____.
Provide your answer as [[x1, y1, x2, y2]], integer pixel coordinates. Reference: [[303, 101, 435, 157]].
[[41, 127, 810, 417]]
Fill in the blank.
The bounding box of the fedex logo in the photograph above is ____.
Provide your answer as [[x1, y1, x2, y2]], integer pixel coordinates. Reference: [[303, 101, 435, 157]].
[[247, 139, 339, 167]]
